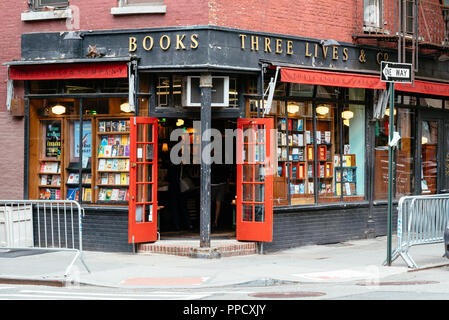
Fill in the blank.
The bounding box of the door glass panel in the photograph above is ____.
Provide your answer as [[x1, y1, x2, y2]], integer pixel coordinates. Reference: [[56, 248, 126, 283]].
[[421, 120, 438, 194], [255, 184, 265, 202], [146, 184, 152, 202], [243, 183, 253, 201], [243, 165, 253, 182], [444, 122, 449, 192], [136, 204, 144, 223], [242, 204, 253, 221], [395, 108, 415, 198], [146, 124, 153, 142], [254, 204, 265, 222], [254, 164, 265, 182]]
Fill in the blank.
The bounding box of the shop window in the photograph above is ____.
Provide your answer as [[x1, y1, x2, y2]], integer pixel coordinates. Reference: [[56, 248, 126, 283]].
[[64, 80, 97, 94], [281, 101, 316, 205], [156, 75, 238, 108], [337, 104, 366, 201], [30, 80, 58, 95], [421, 120, 438, 194], [32, 0, 69, 10], [101, 79, 129, 93], [229, 78, 239, 108], [246, 78, 258, 95], [374, 108, 416, 200], [420, 98, 443, 109], [316, 86, 338, 99], [156, 76, 183, 108], [30, 97, 132, 205], [248, 85, 367, 206], [289, 83, 314, 98]]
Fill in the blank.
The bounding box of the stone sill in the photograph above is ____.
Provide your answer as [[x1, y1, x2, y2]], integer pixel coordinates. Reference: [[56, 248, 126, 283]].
[[111, 5, 166, 15], [21, 8, 72, 21]]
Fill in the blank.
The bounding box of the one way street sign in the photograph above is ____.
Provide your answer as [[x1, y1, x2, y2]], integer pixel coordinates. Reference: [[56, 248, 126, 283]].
[[380, 61, 412, 83]]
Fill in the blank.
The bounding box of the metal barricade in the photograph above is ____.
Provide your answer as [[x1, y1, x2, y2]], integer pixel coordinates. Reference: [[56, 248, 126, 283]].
[[0, 200, 90, 277], [389, 193, 449, 269]]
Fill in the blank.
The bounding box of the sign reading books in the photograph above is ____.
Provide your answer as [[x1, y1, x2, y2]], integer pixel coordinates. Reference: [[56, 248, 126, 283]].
[[45, 122, 61, 157]]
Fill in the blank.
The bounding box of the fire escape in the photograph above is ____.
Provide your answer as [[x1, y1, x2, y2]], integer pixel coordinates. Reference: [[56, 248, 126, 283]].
[[353, 0, 449, 78]]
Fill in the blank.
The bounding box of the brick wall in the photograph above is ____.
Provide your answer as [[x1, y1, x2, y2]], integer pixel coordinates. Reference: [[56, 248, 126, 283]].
[[209, 0, 357, 43], [264, 204, 393, 252], [0, 112, 24, 199]]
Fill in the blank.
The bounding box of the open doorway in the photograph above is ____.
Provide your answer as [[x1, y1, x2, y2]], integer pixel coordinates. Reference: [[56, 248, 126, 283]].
[[156, 118, 237, 239]]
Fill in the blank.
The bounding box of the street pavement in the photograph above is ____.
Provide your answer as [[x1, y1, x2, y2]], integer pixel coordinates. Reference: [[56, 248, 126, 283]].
[[1, 235, 448, 289]]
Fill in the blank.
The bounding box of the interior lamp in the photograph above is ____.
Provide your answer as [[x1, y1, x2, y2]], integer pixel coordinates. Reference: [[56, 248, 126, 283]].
[[422, 136, 428, 145], [162, 143, 169, 152], [343, 119, 350, 127], [316, 105, 329, 116], [120, 102, 133, 113], [176, 119, 184, 127], [385, 108, 397, 117], [51, 104, 66, 115], [341, 110, 354, 120], [287, 102, 299, 114]]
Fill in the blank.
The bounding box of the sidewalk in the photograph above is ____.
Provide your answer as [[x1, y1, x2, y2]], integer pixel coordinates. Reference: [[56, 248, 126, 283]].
[[1, 236, 448, 289]]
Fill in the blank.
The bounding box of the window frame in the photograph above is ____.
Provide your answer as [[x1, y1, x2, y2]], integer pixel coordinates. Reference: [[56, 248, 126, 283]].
[[31, 0, 69, 11], [120, 0, 164, 7]]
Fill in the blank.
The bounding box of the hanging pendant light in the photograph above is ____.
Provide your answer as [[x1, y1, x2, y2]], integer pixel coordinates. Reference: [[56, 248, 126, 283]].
[[287, 102, 299, 114], [316, 104, 329, 115], [341, 110, 354, 120], [120, 102, 132, 113]]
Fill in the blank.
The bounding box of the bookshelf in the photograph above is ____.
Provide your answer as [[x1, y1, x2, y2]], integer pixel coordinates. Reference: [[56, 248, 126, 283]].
[[65, 161, 92, 202], [335, 154, 357, 196], [38, 119, 63, 200], [95, 118, 130, 204]]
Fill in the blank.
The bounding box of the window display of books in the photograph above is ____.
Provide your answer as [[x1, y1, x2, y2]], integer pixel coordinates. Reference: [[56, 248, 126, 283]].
[[39, 188, 61, 200], [98, 134, 130, 158], [66, 173, 92, 185], [40, 174, 61, 186], [98, 120, 130, 133], [40, 161, 61, 174], [96, 119, 131, 203], [97, 188, 129, 202], [335, 155, 357, 196], [38, 160, 62, 200]]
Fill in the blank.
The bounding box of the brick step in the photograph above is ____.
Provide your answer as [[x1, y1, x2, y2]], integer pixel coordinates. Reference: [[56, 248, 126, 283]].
[[137, 240, 258, 258]]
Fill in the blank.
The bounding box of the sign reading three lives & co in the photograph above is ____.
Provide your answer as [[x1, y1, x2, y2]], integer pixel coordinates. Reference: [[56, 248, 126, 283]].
[[21, 26, 431, 76], [124, 29, 389, 71]]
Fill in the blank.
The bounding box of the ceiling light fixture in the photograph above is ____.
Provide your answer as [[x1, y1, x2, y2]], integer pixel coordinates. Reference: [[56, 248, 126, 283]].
[[287, 102, 299, 114], [120, 102, 133, 113], [51, 104, 66, 115], [316, 105, 329, 115], [341, 110, 354, 120]]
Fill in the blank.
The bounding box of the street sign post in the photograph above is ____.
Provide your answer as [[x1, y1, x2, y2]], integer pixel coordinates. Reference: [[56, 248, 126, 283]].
[[380, 61, 412, 266], [381, 61, 412, 83]]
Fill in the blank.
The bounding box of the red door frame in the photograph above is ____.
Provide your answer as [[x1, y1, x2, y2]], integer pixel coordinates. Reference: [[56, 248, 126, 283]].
[[128, 117, 158, 244], [236, 118, 274, 242]]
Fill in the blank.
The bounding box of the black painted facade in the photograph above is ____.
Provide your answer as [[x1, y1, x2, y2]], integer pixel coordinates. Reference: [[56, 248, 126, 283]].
[[14, 26, 449, 253]]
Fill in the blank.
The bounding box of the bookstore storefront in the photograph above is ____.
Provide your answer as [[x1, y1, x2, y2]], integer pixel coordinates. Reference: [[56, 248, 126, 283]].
[[7, 26, 449, 252]]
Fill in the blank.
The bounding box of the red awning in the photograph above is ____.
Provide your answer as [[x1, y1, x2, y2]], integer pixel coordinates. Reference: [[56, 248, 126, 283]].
[[395, 80, 449, 97], [9, 62, 128, 80], [280, 67, 386, 90]]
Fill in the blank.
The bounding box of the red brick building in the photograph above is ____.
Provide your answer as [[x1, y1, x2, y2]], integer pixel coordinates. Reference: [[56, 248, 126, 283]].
[[2, 1, 449, 252]]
